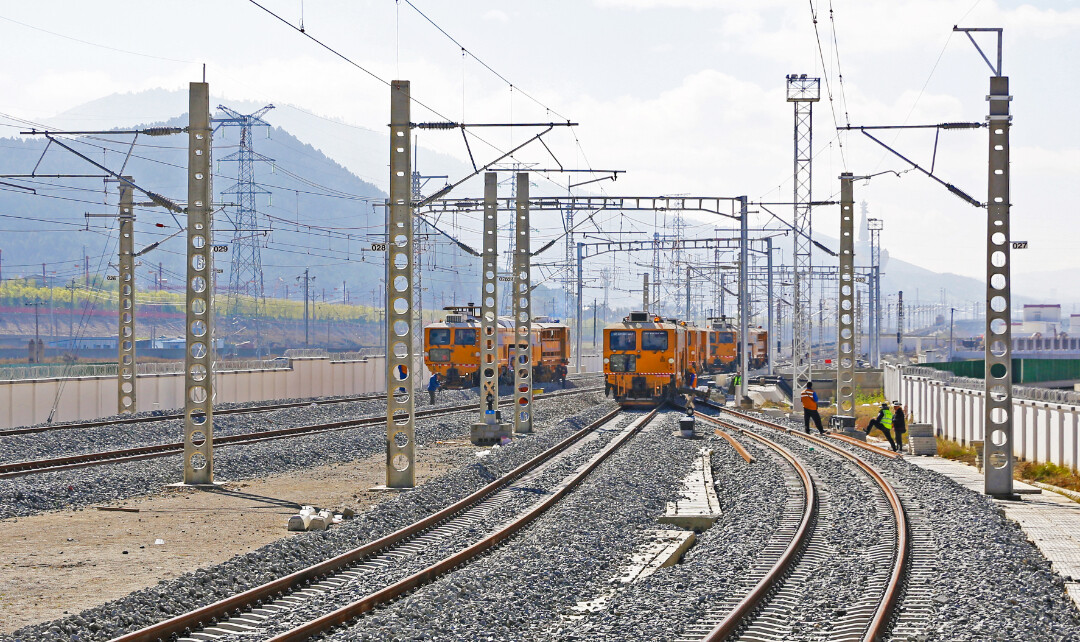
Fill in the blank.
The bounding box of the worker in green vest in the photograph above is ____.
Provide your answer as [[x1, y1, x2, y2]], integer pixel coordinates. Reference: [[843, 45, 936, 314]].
[[729, 373, 742, 395], [865, 401, 897, 450]]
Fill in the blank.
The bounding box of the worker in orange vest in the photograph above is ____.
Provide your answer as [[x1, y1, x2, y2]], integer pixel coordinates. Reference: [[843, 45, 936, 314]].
[[801, 382, 826, 435]]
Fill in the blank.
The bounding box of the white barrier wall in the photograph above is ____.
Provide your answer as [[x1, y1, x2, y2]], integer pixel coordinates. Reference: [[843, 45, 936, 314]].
[[885, 364, 1080, 471], [0, 354, 605, 430]]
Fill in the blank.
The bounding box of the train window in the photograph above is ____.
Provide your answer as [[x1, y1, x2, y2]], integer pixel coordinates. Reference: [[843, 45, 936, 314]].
[[455, 329, 477, 345], [609, 354, 636, 372], [429, 329, 451, 345], [428, 348, 451, 362], [609, 331, 636, 351], [641, 331, 668, 351], [717, 332, 735, 343]]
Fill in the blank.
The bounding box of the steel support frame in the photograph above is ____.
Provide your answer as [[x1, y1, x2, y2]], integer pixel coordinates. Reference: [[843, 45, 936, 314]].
[[479, 172, 501, 421], [837, 173, 856, 415], [117, 178, 136, 414], [738, 196, 749, 400], [984, 74, 1014, 496], [386, 80, 415, 488], [182, 82, 215, 484], [513, 173, 533, 434], [766, 237, 774, 376], [788, 77, 819, 411]]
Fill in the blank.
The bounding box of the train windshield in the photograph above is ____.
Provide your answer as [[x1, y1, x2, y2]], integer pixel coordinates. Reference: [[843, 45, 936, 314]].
[[455, 329, 477, 345], [609, 354, 636, 372], [429, 329, 451, 345], [609, 331, 636, 351], [641, 331, 669, 351], [428, 348, 451, 362], [715, 332, 735, 343]]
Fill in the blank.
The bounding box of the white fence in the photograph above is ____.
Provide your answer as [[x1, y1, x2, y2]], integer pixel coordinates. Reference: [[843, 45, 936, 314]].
[[0, 352, 605, 430], [885, 364, 1080, 471]]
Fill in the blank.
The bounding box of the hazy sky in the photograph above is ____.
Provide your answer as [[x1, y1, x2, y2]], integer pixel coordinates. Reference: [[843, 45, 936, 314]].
[[1, 0, 1077, 281]]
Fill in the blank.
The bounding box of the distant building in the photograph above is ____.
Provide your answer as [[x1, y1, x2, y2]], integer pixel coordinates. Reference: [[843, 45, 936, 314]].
[[1070, 314, 1080, 334], [1020, 304, 1062, 336], [48, 336, 118, 350]]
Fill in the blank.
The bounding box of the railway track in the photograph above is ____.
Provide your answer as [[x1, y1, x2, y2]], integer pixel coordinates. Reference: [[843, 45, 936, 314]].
[[109, 406, 658, 642], [0, 373, 606, 437], [0, 386, 602, 479], [683, 401, 909, 642]]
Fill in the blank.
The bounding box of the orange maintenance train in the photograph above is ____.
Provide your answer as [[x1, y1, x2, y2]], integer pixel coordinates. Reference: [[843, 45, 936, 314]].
[[705, 317, 738, 373], [423, 305, 571, 388], [603, 312, 708, 406]]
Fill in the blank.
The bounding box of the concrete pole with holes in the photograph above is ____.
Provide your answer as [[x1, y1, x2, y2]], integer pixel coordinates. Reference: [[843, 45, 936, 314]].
[[738, 196, 748, 401], [984, 73, 1014, 496], [471, 172, 510, 445], [513, 173, 533, 434], [385, 80, 415, 488], [836, 172, 857, 423], [643, 272, 650, 313], [117, 178, 136, 414], [182, 82, 215, 484]]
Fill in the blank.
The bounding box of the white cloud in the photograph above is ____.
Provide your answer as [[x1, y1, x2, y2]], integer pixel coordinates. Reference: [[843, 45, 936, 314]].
[[483, 9, 510, 23]]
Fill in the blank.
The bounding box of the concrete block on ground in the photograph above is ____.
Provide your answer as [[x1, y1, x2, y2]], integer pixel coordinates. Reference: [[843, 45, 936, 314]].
[[615, 530, 697, 584], [471, 421, 512, 446], [907, 423, 938, 456], [659, 448, 722, 531]]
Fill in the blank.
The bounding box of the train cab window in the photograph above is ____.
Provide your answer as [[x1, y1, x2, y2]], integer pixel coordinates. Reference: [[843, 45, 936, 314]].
[[609, 331, 636, 351], [641, 330, 669, 351], [716, 332, 734, 343], [454, 329, 477, 345], [428, 348, 451, 362], [609, 354, 636, 372], [429, 329, 451, 345]]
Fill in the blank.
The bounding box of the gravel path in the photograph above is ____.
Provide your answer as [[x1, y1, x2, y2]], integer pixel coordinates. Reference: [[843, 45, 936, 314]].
[[0, 384, 595, 519], [329, 410, 703, 641], [2, 394, 617, 642], [719, 407, 1080, 642]]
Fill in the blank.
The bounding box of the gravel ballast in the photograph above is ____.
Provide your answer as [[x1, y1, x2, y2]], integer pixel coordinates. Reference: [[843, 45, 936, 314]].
[[3, 393, 617, 642], [0, 383, 597, 519]]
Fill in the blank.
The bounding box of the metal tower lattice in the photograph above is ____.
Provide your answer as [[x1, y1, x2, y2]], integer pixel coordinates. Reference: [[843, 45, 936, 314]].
[[216, 104, 274, 353], [867, 217, 883, 366], [787, 75, 820, 410]]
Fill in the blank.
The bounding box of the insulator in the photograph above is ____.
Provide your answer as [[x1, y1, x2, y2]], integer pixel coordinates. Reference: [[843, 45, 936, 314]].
[[416, 121, 458, 130], [141, 127, 186, 136], [146, 190, 184, 213], [939, 122, 982, 130]]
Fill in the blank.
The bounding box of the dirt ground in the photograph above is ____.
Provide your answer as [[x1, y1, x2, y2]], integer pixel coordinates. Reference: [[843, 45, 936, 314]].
[[0, 438, 478, 634]]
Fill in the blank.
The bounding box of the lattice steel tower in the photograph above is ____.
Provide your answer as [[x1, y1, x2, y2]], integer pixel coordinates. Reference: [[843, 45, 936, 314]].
[[216, 104, 274, 353], [787, 75, 819, 411]]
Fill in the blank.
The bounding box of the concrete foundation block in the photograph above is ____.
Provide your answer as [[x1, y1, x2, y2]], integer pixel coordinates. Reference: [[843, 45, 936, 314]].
[[471, 421, 512, 446]]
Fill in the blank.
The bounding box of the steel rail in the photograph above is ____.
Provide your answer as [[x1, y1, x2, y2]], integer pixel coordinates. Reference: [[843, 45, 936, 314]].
[[0, 387, 602, 478], [265, 406, 660, 642], [109, 405, 630, 642], [0, 374, 606, 437], [701, 401, 909, 642], [695, 413, 816, 641]]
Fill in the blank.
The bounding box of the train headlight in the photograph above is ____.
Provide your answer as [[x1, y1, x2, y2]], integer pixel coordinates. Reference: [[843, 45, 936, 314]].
[[603, 358, 609, 364], [668, 358, 675, 364]]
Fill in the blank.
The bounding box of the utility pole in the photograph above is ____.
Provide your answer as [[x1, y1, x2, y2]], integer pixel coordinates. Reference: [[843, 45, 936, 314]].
[[472, 172, 509, 444], [25, 299, 45, 363], [836, 173, 856, 417], [385, 80, 415, 488], [642, 272, 649, 313], [787, 74, 820, 411], [897, 290, 904, 355], [182, 80, 215, 485], [950, 26, 1015, 495], [592, 298, 598, 349], [867, 217, 884, 367], [66, 279, 76, 338], [738, 196, 749, 401], [685, 264, 692, 321], [949, 307, 956, 362], [296, 269, 314, 346], [766, 237, 774, 376], [513, 173, 533, 434], [117, 178, 136, 414]]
